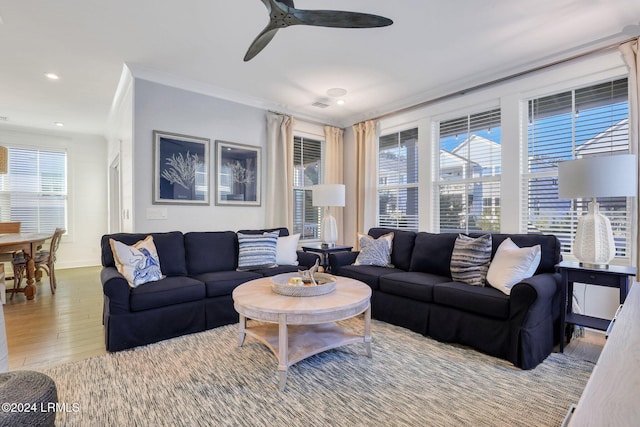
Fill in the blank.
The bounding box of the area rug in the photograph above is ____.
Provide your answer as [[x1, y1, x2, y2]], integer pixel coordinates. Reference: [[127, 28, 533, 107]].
[[42, 319, 593, 426]]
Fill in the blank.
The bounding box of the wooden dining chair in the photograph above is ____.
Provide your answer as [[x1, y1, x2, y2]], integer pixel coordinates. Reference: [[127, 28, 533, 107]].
[[0, 222, 21, 292], [0, 222, 21, 234], [12, 228, 65, 295]]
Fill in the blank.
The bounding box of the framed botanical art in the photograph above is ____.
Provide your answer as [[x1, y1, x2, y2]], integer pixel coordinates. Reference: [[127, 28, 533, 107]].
[[215, 140, 261, 206], [153, 130, 210, 205]]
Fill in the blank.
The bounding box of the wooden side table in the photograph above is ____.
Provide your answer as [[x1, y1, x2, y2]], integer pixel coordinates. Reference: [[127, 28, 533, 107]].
[[301, 244, 352, 272], [556, 260, 637, 352]]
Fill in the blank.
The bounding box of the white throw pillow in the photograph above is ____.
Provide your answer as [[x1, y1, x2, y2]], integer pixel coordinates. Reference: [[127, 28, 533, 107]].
[[109, 235, 163, 288], [487, 238, 542, 295], [276, 233, 300, 266]]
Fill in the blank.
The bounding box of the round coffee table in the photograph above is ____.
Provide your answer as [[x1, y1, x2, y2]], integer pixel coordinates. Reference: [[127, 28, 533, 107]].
[[232, 275, 372, 390]]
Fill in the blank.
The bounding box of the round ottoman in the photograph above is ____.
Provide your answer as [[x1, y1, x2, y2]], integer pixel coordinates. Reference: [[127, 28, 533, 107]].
[[0, 370, 57, 427]]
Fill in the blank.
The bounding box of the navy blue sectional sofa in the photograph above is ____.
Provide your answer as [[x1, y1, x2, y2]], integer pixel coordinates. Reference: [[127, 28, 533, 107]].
[[100, 228, 319, 352], [329, 228, 562, 369]]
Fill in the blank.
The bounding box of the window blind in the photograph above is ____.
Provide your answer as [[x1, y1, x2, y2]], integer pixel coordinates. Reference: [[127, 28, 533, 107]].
[[293, 136, 323, 240], [0, 147, 67, 233], [524, 78, 631, 257], [378, 128, 419, 231], [437, 109, 502, 233]]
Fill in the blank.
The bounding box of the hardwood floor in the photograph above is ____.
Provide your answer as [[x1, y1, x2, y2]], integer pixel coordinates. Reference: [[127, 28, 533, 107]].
[[3, 266, 106, 370], [1, 266, 605, 370]]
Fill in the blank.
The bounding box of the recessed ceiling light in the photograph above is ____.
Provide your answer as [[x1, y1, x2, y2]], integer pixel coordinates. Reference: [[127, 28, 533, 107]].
[[45, 73, 60, 80], [54, 122, 64, 127], [326, 88, 347, 97], [336, 99, 345, 106]]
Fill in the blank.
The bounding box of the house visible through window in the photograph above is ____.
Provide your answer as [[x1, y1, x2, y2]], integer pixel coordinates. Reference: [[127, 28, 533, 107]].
[[378, 128, 419, 231], [437, 109, 502, 233], [524, 78, 630, 258], [293, 136, 324, 240], [0, 147, 67, 233]]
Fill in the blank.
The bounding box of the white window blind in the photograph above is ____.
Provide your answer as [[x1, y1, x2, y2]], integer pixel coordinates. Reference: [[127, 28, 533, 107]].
[[378, 128, 419, 231], [524, 78, 631, 258], [293, 136, 324, 240], [0, 147, 67, 233], [437, 109, 502, 233]]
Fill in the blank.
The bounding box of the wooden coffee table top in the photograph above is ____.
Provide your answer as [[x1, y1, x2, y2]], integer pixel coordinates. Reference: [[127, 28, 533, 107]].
[[233, 275, 371, 325]]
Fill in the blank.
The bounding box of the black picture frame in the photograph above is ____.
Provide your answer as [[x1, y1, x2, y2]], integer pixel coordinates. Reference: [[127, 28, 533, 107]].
[[215, 140, 261, 206], [153, 130, 210, 205]]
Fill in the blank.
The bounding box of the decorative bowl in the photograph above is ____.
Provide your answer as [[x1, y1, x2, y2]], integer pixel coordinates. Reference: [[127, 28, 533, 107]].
[[271, 272, 337, 297]]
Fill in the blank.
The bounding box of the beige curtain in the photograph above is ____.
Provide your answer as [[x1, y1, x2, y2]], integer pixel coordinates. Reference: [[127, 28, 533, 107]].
[[620, 37, 640, 278], [353, 120, 378, 245], [265, 113, 295, 230], [324, 126, 345, 244]]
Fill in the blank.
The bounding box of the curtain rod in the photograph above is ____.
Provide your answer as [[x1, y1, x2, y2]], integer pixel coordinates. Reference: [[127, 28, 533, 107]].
[[369, 35, 638, 123]]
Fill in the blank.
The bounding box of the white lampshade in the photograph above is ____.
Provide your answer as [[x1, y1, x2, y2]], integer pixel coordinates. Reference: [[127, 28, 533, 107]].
[[558, 154, 637, 199], [558, 154, 637, 268], [312, 184, 345, 207]]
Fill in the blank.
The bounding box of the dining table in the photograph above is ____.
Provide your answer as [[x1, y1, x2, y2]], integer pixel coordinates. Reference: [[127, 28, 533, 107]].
[[0, 232, 51, 300]]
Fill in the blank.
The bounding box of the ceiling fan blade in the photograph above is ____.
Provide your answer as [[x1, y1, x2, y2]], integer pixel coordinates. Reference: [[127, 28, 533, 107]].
[[244, 26, 279, 62], [291, 9, 393, 28]]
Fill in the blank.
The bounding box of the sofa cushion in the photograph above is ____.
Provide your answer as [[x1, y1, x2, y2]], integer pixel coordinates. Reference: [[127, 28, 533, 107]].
[[102, 231, 187, 276], [409, 232, 458, 276], [237, 227, 289, 237], [368, 228, 416, 272], [379, 272, 451, 303], [432, 281, 510, 319], [185, 231, 238, 275], [335, 264, 403, 290], [109, 236, 163, 287], [193, 270, 262, 297], [129, 276, 205, 312], [450, 234, 492, 287], [237, 231, 279, 271], [487, 238, 541, 295], [253, 265, 300, 277]]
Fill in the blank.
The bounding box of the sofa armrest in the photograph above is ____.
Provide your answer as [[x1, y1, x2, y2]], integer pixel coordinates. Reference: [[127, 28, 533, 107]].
[[510, 272, 561, 326], [329, 251, 359, 272], [511, 273, 560, 316], [100, 267, 131, 315], [296, 251, 321, 269]]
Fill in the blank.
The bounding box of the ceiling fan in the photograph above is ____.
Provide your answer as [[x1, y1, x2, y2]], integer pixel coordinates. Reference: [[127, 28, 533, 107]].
[[244, 0, 393, 61]]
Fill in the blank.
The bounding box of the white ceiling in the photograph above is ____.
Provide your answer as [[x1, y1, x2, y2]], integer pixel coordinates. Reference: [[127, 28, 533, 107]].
[[1, 0, 639, 135]]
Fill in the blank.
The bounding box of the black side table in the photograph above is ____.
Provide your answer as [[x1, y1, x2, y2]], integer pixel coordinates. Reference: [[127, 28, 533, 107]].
[[556, 260, 637, 352], [301, 244, 353, 272]]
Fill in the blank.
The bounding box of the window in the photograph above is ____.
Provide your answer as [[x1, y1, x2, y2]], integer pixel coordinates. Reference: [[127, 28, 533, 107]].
[[378, 128, 419, 231], [524, 78, 630, 258], [0, 147, 67, 233], [293, 136, 324, 240], [436, 109, 502, 233]]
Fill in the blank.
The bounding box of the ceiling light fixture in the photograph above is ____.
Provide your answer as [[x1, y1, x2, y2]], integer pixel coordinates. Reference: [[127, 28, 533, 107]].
[[336, 99, 345, 106], [45, 73, 60, 80], [326, 88, 347, 98], [54, 122, 64, 127]]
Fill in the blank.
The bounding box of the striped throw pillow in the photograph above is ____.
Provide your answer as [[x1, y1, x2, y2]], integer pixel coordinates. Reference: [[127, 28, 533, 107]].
[[237, 231, 279, 271], [450, 234, 492, 287]]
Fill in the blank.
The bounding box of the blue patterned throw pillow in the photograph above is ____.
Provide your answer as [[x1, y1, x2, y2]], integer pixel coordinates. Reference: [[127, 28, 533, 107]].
[[353, 232, 394, 267], [109, 236, 163, 288], [450, 234, 492, 287], [237, 231, 279, 271]]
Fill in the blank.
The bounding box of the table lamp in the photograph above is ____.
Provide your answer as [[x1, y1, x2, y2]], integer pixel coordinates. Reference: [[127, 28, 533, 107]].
[[558, 154, 637, 268], [312, 184, 345, 248]]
